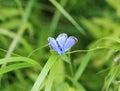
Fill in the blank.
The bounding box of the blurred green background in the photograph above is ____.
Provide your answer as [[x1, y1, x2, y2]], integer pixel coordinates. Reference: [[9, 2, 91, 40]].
[[0, 0, 120, 91]]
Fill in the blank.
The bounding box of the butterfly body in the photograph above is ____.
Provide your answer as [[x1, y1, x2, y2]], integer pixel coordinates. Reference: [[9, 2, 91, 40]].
[[48, 33, 78, 55]]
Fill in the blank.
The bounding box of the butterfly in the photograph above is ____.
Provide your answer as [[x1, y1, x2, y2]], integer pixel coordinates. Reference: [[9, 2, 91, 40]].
[[48, 33, 78, 55]]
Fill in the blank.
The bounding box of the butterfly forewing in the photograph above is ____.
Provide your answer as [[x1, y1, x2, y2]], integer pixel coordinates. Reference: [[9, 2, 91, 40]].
[[56, 33, 67, 50], [63, 36, 78, 52]]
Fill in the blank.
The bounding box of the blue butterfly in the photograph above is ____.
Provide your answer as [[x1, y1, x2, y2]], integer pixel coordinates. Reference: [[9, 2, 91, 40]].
[[48, 33, 78, 55]]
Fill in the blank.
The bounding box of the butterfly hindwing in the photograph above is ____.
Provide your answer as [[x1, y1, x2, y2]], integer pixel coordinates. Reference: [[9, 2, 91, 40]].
[[48, 37, 61, 54]]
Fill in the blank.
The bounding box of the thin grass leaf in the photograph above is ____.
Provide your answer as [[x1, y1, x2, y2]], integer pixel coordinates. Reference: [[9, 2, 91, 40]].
[[45, 58, 65, 91], [50, 0, 68, 35], [49, 0, 86, 36], [0, 57, 40, 67], [74, 36, 120, 81], [0, 63, 34, 75], [31, 53, 59, 91], [103, 64, 120, 91], [28, 44, 49, 57], [67, 76, 86, 91], [45, 64, 56, 91]]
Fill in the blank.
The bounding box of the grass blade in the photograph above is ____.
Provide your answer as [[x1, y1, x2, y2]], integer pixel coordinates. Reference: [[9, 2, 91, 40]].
[[49, 0, 86, 36], [0, 63, 34, 75], [31, 54, 59, 91]]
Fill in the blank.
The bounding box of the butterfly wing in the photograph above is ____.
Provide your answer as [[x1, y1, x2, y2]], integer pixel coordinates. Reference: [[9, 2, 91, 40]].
[[63, 36, 78, 53], [56, 33, 67, 51], [48, 37, 62, 54]]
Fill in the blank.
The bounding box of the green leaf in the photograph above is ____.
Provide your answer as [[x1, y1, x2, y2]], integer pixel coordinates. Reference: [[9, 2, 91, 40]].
[[0, 63, 33, 75], [0, 57, 40, 67], [49, 0, 86, 36], [31, 53, 59, 91], [61, 54, 70, 64], [56, 82, 69, 91], [0, 57, 40, 75], [45, 58, 65, 91]]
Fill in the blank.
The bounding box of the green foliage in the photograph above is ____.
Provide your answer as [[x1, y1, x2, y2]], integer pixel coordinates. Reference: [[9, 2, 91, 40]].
[[0, 0, 120, 91]]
